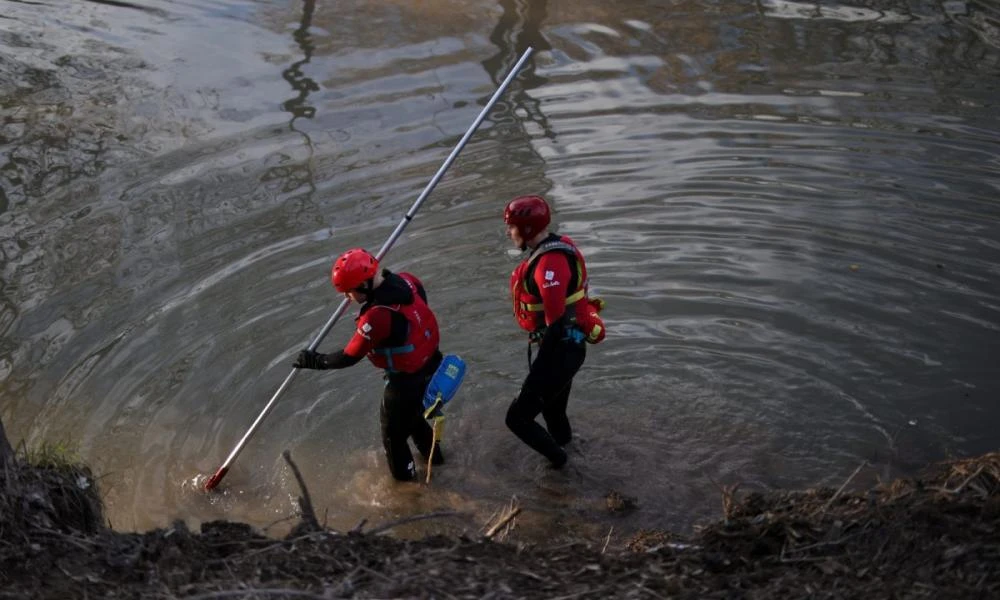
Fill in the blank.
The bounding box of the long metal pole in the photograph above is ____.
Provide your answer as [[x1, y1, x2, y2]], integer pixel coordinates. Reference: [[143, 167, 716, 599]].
[[205, 46, 535, 490]]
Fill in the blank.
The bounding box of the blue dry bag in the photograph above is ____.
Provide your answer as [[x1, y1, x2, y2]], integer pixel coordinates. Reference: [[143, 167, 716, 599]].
[[423, 354, 466, 418]]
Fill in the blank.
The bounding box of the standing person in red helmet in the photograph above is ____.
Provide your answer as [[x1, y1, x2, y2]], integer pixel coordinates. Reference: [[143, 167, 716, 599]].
[[503, 195, 606, 468], [293, 248, 445, 481]]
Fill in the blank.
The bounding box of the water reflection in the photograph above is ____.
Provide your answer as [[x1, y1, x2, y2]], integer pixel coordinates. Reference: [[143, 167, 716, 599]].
[[760, 0, 926, 23], [1, 0, 998, 542], [281, 0, 319, 122], [264, 0, 318, 201], [482, 0, 554, 138]]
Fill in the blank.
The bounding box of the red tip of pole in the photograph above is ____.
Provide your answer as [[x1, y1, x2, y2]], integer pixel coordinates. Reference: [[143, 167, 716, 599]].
[[204, 466, 228, 491]]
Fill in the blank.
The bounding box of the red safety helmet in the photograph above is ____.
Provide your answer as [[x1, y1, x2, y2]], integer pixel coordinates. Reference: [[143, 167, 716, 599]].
[[504, 195, 551, 239], [331, 248, 379, 293]]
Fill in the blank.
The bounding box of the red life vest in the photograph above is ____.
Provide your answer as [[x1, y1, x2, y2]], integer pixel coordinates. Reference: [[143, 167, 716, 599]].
[[509, 235, 606, 344], [362, 274, 440, 373]]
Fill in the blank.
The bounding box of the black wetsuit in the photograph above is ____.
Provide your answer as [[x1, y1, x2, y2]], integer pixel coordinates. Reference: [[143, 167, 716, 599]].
[[366, 271, 444, 481], [506, 333, 585, 467], [505, 244, 587, 468]]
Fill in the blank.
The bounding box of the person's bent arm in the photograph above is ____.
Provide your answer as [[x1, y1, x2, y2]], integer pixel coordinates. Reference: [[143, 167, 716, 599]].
[[293, 347, 364, 370], [294, 308, 390, 370], [533, 252, 573, 343]]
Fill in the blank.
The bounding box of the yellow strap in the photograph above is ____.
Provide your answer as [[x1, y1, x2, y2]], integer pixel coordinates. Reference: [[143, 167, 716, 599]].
[[523, 288, 586, 312], [425, 415, 444, 484], [423, 395, 443, 420]]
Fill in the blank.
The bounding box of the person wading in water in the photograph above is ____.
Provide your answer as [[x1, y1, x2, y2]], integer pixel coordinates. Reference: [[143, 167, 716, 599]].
[[503, 195, 605, 468], [294, 248, 445, 481]]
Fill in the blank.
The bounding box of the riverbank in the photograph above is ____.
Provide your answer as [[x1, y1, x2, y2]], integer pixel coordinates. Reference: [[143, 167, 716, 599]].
[[1, 418, 997, 599]]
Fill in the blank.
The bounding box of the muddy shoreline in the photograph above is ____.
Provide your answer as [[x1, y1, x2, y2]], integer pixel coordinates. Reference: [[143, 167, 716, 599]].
[[2, 418, 997, 599]]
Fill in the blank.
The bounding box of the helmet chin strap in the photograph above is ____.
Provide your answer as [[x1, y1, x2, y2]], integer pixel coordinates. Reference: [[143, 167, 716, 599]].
[[521, 226, 550, 252], [356, 278, 375, 296], [519, 226, 533, 252]]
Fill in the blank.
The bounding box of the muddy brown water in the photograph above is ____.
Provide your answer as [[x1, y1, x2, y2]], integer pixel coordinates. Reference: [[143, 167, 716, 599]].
[[1, 0, 998, 542]]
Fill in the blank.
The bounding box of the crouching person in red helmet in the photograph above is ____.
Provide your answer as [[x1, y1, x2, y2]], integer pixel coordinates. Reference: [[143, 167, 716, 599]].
[[293, 248, 445, 481], [503, 195, 606, 469]]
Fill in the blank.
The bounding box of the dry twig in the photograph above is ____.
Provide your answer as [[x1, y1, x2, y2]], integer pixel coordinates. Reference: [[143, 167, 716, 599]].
[[183, 589, 330, 600], [705, 473, 741, 520], [484, 498, 522, 540], [815, 461, 867, 516], [350, 518, 368, 534], [366, 511, 464, 536], [602, 526, 614, 554]]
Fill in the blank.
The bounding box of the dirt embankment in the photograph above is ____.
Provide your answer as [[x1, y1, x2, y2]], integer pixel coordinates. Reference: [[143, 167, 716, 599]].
[[1, 419, 998, 599]]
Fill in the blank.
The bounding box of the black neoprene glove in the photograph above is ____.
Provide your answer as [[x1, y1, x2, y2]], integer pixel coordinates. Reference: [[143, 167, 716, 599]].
[[294, 349, 328, 370]]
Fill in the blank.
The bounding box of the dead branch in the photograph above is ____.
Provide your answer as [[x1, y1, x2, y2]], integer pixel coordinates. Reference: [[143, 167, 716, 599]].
[[721, 483, 741, 520], [0, 415, 15, 472], [366, 511, 464, 536], [184, 589, 330, 600], [261, 514, 297, 534], [705, 473, 741, 520], [930, 466, 985, 496], [780, 532, 860, 560], [350, 518, 368, 534], [281, 450, 320, 532], [815, 461, 867, 516]]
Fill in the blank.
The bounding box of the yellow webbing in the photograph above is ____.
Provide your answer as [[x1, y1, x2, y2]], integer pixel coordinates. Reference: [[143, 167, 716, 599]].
[[522, 288, 586, 312]]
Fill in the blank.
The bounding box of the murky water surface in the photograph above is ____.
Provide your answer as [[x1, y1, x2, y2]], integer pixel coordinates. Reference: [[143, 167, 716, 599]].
[[2, 0, 999, 541]]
